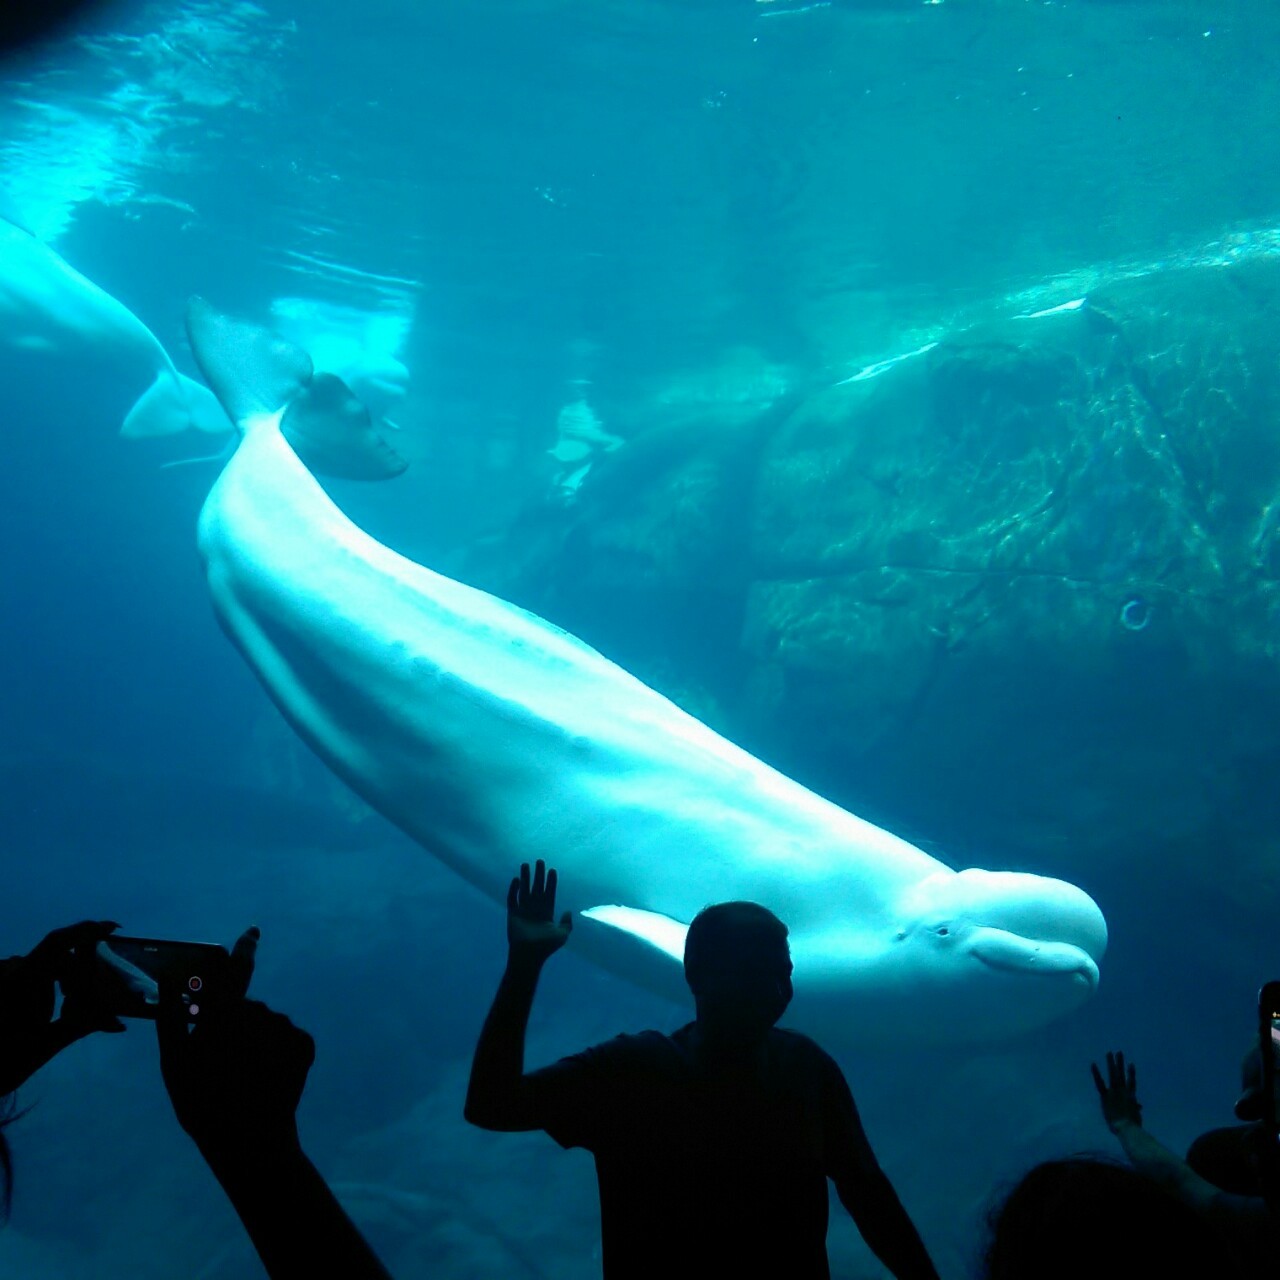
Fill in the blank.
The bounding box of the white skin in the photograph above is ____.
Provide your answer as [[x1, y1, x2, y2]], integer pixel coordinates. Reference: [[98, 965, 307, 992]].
[[187, 300, 1106, 1044]]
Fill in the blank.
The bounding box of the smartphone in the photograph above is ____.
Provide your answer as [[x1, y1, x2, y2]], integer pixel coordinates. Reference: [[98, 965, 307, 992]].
[[1258, 980, 1280, 1139], [91, 936, 231, 1021]]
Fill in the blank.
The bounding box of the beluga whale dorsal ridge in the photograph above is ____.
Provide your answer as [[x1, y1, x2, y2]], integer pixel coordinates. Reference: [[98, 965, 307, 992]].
[[186, 299, 1107, 1046]]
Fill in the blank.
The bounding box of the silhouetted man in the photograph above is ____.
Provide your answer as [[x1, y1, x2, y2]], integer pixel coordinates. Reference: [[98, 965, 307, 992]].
[[466, 860, 941, 1280]]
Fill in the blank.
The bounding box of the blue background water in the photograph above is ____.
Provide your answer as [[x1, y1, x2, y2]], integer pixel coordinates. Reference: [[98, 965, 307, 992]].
[[1, 1, 1278, 1276]]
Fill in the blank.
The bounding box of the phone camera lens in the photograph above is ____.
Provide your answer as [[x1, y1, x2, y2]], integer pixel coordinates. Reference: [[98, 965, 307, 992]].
[[188, 975, 203, 992]]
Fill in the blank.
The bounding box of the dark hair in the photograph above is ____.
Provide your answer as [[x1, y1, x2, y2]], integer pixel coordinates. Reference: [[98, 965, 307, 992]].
[[683, 902, 789, 991], [983, 1156, 1237, 1279], [0, 1093, 15, 1223]]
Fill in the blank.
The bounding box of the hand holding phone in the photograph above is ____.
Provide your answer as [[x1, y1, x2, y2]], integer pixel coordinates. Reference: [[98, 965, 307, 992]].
[[150, 926, 310, 1162], [0, 920, 124, 1094], [158, 994, 314, 1161]]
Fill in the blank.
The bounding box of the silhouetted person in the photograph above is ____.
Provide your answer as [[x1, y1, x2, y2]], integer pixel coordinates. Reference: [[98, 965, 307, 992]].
[[466, 860, 940, 1280], [2, 919, 392, 1278], [1185, 1036, 1280, 1209], [983, 1156, 1241, 1280], [0, 919, 125, 1216], [156, 926, 393, 1280], [1092, 1049, 1271, 1272], [0, 920, 126, 1093]]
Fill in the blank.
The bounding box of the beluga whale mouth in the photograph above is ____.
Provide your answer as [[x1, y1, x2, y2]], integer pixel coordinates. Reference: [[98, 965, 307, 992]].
[[968, 929, 1100, 986], [184, 298, 1108, 1047]]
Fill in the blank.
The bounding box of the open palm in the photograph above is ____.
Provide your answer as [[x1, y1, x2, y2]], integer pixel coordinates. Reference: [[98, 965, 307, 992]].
[[1091, 1050, 1143, 1132], [507, 860, 573, 960]]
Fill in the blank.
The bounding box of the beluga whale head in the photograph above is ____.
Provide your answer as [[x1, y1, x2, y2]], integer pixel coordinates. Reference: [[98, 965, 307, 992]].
[[790, 865, 1107, 1045]]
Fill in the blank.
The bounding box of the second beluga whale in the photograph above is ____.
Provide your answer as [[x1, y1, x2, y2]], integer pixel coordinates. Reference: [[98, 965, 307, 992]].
[[186, 299, 1107, 1045], [0, 216, 228, 441]]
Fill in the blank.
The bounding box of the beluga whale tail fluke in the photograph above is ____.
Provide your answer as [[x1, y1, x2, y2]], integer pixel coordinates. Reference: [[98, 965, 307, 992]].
[[187, 299, 1107, 1046], [123, 369, 232, 441], [186, 296, 408, 480]]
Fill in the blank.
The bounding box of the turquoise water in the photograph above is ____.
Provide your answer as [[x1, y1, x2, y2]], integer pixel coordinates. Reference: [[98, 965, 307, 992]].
[[2, 1, 1279, 1276]]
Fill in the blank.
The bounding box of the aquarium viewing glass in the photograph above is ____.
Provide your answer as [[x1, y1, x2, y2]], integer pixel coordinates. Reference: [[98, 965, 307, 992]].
[[1, 1, 1277, 1276]]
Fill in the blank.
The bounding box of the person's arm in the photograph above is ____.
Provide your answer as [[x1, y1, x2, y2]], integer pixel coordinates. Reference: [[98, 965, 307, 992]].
[[828, 1065, 940, 1280], [157, 932, 392, 1280], [464, 860, 573, 1131], [0, 920, 124, 1095], [1092, 1051, 1270, 1227], [198, 1133, 390, 1280]]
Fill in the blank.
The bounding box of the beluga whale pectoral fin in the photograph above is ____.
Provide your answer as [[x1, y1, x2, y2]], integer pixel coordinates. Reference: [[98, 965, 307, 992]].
[[580, 905, 690, 962], [185, 296, 408, 480], [578, 905, 691, 1000]]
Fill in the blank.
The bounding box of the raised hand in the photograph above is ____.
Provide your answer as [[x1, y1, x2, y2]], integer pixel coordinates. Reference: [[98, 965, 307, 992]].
[[506, 860, 573, 964], [1091, 1050, 1143, 1132]]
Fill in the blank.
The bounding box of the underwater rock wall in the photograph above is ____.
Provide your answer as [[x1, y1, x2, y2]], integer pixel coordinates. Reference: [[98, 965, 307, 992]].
[[466, 255, 1280, 909]]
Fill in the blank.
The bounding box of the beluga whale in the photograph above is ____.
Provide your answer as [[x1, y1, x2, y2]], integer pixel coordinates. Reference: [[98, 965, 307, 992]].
[[186, 299, 1107, 1045], [0, 216, 228, 441]]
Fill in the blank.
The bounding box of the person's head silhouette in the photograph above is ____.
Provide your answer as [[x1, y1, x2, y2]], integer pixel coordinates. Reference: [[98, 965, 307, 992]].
[[683, 903, 792, 1047], [984, 1156, 1232, 1279], [1233, 1030, 1280, 1122]]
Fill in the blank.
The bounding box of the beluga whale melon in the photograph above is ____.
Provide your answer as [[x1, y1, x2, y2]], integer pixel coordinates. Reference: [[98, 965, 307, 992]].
[[186, 298, 1107, 1045]]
